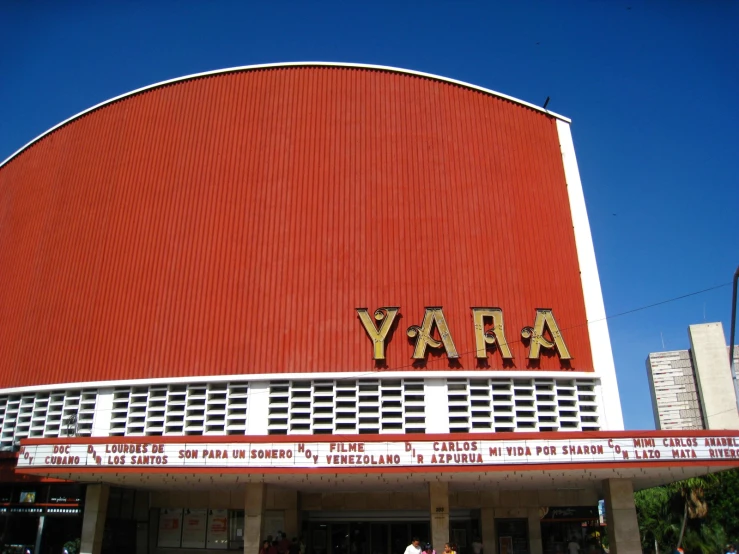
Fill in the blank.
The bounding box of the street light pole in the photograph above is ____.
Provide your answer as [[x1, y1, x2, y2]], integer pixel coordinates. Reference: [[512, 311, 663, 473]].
[[730, 265, 739, 415]]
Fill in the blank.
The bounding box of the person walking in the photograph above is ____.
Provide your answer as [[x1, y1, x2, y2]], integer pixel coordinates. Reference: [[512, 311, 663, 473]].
[[472, 538, 483, 554], [278, 534, 291, 554], [567, 539, 580, 554], [404, 538, 422, 554]]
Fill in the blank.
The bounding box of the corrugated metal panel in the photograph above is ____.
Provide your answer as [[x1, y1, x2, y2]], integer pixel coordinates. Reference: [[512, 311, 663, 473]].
[[0, 66, 593, 388]]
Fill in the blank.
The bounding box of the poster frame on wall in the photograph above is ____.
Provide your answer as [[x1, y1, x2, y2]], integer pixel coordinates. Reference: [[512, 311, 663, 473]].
[[207, 508, 229, 549], [158, 508, 184, 548], [181, 508, 208, 549]]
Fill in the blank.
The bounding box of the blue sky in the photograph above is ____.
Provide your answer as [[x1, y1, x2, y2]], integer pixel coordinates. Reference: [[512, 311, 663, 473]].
[[1, 1, 737, 430]]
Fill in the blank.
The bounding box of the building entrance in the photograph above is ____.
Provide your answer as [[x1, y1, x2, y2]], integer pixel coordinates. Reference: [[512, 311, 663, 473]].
[[302, 510, 479, 554], [304, 521, 430, 554]]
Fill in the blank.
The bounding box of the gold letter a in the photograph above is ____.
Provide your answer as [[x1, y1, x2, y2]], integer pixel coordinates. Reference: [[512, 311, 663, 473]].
[[521, 309, 572, 360], [406, 307, 459, 360]]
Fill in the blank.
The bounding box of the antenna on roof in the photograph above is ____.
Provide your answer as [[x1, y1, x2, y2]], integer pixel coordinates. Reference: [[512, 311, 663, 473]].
[[543, 97, 550, 109]]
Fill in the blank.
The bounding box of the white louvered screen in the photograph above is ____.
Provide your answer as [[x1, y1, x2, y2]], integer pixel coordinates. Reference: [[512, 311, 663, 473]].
[[446, 378, 601, 433], [0, 389, 97, 449], [267, 379, 426, 435], [0, 376, 601, 450], [108, 382, 249, 437]]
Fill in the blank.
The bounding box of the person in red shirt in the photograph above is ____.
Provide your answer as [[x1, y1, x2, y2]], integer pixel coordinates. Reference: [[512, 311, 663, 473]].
[[278, 533, 292, 554]]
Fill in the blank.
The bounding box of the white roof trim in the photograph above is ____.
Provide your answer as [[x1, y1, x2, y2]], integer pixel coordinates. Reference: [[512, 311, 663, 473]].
[[0, 62, 570, 169]]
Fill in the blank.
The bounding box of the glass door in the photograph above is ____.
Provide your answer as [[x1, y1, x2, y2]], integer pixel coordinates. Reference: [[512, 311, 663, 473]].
[[369, 523, 388, 554], [305, 520, 431, 554], [350, 523, 370, 554], [389, 524, 408, 554], [331, 524, 350, 554]]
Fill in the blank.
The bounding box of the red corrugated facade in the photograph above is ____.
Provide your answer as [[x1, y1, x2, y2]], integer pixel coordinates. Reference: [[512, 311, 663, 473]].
[[0, 66, 593, 388]]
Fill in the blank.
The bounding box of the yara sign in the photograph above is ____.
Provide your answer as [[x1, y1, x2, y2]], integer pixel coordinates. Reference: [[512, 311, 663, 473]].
[[357, 307, 571, 362]]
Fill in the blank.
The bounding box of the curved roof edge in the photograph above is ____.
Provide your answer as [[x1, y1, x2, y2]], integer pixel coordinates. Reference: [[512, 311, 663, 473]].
[[0, 61, 571, 169]]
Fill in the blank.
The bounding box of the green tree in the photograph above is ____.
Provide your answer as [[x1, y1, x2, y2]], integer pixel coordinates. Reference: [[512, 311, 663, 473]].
[[634, 474, 722, 554], [681, 522, 726, 554], [674, 475, 718, 549], [635, 486, 675, 553], [703, 468, 739, 543]]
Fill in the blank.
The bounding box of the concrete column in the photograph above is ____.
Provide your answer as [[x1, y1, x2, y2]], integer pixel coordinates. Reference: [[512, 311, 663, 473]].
[[80, 484, 110, 554], [245, 483, 267, 554], [481, 507, 495, 554], [602, 479, 640, 554], [429, 482, 449, 553], [283, 490, 299, 539], [34, 515, 45, 554], [527, 508, 542, 554]]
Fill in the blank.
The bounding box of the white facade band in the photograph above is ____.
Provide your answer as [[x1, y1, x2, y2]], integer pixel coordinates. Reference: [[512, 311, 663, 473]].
[[557, 119, 625, 430], [0, 375, 603, 450]]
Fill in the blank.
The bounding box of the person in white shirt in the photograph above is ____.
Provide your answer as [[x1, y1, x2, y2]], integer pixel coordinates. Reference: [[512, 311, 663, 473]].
[[404, 538, 422, 554], [567, 540, 580, 554]]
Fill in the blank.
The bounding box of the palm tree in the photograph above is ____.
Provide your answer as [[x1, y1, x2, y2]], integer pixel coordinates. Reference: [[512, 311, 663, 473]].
[[635, 474, 724, 554], [672, 475, 719, 550]]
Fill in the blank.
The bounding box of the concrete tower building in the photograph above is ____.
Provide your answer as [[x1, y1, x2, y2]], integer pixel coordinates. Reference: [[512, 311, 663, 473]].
[[646, 349, 704, 430], [646, 322, 739, 430]]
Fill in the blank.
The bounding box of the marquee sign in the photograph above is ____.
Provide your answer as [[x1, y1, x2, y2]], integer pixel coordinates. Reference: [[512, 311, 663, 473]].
[[16, 435, 739, 473]]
